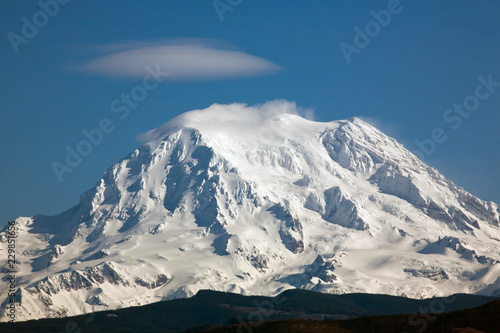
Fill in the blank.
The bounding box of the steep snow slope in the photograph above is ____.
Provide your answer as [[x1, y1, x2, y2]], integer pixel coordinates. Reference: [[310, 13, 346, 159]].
[[1, 101, 500, 321]]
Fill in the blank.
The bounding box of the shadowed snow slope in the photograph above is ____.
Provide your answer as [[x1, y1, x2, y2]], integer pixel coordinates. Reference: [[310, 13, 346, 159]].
[[1, 101, 500, 321]]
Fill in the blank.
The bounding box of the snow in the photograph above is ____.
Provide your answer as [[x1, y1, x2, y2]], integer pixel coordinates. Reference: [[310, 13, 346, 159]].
[[1, 100, 500, 321]]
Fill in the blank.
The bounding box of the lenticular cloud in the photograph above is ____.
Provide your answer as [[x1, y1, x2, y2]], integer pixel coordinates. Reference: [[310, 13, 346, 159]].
[[79, 39, 281, 80]]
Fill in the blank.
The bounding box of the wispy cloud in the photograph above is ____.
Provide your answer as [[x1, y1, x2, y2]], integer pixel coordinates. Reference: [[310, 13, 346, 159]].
[[77, 39, 281, 80], [357, 116, 402, 137]]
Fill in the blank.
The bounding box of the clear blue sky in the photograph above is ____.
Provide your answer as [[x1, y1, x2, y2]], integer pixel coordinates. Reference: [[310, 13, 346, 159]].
[[1, 0, 499, 225]]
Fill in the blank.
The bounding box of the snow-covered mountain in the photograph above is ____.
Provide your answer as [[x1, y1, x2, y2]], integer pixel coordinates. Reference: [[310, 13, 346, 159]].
[[2, 100, 500, 321]]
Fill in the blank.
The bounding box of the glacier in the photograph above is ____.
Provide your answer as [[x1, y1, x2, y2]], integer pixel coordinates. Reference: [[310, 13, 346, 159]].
[[1, 100, 500, 321]]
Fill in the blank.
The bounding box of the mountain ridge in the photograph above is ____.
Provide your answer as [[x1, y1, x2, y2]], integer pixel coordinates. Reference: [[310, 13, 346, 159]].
[[1, 289, 498, 332]]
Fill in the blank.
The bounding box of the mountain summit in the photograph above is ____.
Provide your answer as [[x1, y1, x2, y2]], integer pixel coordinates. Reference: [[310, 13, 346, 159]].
[[2, 101, 500, 321]]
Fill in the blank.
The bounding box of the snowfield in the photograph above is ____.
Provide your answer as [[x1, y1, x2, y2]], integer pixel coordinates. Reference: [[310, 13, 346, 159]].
[[1, 100, 500, 321]]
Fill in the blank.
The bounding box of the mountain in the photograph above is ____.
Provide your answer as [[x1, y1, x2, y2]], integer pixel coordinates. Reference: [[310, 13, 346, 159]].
[[1, 289, 498, 332], [1, 100, 500, 322]]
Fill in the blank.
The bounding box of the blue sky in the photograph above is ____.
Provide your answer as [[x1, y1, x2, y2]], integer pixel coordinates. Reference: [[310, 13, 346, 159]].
[[1, 0, 499, 224]]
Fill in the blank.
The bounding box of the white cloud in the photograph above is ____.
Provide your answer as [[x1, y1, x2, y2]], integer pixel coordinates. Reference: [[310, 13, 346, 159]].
[[78, 39, 281, 80], [136, 100, 314, 143]]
